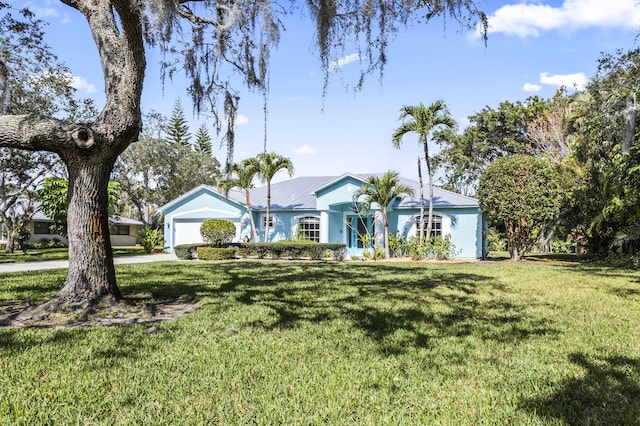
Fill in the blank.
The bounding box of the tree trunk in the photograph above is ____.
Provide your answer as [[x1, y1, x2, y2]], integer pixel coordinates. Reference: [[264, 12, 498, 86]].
[[0, 0, 145, 311], [506, 221, 523, 261], [265, 183, 271, 242], [383, 211, 390, 259], [54, 158, 120, 307], [417, 157, 425, 245], [245, 192, 258, 241], [5, 229, 14, 254], [425, 146, 434, 240]]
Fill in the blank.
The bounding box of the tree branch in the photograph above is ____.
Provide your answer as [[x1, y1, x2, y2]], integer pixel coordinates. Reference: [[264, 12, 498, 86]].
[[0, 115, 93, 153]]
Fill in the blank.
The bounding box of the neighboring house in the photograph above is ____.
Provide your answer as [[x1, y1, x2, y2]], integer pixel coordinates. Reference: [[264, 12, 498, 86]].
[[159, 173, 487, 259], [0, 209, 144, 247]]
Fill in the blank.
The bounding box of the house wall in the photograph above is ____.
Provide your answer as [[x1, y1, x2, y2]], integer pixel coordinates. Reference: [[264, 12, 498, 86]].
[[315, 176, 364, 210], [161, 180, 484, 258], [163, 188, 246, 251], [395, 207, 484, 258], [253, 210, 320, 242], [1, 223, 139, 247], [110, 224, 140, 246]]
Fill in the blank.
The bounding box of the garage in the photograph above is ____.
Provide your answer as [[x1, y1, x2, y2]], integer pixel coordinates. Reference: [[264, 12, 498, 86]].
[[159, 185, 248, 253], [173, 219, 206, 246]]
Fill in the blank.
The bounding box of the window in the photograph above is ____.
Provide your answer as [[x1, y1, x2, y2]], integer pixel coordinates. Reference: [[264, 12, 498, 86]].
[[298, 216, 320, 242], [111, 225, 130, 236], [33, 221, 54, 235], [261, 215, 274, 229], [415, 215, 443, 238]]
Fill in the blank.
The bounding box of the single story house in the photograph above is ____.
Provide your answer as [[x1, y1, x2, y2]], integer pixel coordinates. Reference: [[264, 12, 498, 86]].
[[0, 208, 144, 247], [159, 173, 487, 259]]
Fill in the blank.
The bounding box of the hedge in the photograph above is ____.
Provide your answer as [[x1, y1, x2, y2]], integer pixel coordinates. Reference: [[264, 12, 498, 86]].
[[237, 242, 347, 260], [196, 247, 236, 260], [175, 242, 347, 261], [174, 244, 208, 260]]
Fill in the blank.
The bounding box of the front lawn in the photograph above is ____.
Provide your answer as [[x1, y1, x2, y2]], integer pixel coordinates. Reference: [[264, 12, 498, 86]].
[[0, 246, 150, 263], [1, 259, 639, 424]]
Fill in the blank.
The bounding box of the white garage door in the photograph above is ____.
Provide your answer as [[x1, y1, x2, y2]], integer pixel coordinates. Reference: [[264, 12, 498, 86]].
[[173, 219, 206, 246]]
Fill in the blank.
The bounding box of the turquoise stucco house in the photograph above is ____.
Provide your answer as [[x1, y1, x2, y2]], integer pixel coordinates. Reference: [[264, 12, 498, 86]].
[[159, 173, 487, 259]]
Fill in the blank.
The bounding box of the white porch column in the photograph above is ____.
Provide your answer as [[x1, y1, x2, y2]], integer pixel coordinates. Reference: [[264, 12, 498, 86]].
[[320, 211, 329, 243]]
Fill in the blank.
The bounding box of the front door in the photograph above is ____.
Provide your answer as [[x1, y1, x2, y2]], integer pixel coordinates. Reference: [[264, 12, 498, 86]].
[[346, 215, 373, 255]]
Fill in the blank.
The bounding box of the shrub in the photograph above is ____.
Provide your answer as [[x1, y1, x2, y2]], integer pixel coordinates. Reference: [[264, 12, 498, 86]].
[[487, 228, 506, 252], [197, 247, 236, 260], [138, 226, 164, 253], [237, 242, 347, 260], [200, 219, 236, 247], [551, 238, 575, 254], [389, 233, 408, 257], [406, 235, 458, 260], [174, 244, 202, 260], [16, 226, 31, 253]]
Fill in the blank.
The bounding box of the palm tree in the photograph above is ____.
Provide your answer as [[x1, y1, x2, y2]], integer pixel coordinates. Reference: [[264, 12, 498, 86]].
[[392, 100, 456, 240], [255, 152, 295, 242], [352, 171, 415, 259], [218, 158, 260, 241]]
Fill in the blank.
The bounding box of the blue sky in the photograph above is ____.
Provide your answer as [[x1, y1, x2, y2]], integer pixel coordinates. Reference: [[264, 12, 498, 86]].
[[25, 0, 640, 182]]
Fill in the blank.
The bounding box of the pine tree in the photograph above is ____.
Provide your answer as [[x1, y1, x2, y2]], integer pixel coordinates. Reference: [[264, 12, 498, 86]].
[[167, 99, 191, 146], [194, 124, 212, 155]]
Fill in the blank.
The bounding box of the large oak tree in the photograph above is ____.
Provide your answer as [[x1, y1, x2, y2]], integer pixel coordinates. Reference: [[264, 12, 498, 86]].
[[0, 0, 486, 311]]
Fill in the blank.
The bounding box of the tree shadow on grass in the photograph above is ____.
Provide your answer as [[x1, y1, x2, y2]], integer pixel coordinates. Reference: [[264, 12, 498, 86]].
[[0, 308, 178, 365], [0, 260, 560, 357], [522, 352, 640, 425], [215, 261, 560, 355]]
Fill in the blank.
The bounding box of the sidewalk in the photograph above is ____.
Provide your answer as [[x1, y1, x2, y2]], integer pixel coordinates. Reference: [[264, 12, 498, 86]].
[[0, 253, 178, 273]]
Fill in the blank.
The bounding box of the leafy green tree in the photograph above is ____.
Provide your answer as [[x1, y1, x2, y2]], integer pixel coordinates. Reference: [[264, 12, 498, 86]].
[[39, 178, 121, 237], [562, 48, 640, 254], [392, 101, 456, 240], [0, 0, 486, 309], [477, 155, 562, 261], [255, 152, 294, 242], [352, 171, 415, 259], [167, 99, 192, 146], [158, 143, 221, 205], [112, 137, 168, 226], [218, 159, 260, 241], [194, 124, 213, 155], [434, 96, 550, 195], [113, 129, 221, 225], [0, 4, 77, 253]]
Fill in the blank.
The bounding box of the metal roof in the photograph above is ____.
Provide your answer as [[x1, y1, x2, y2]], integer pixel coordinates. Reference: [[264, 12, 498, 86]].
[[250, 176, 335, 210], [249, 175, 478, 210]]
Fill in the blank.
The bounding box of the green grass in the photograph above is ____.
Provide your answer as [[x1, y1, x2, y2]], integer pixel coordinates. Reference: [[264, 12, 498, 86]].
[[0, 246, 149, 263], [1, 259, 640, 424]]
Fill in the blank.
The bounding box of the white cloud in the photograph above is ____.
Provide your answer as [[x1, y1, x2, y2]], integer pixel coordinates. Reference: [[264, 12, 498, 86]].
[[330, 54, 361, 72], [294, 145, 316, 156], [539, 71, 589, 90], [235, 114, 249, 126], [69, 75, 97, 93], [27, 2, 71, 24], [523, 82, 542, 92], [473, 0, 640, 38]]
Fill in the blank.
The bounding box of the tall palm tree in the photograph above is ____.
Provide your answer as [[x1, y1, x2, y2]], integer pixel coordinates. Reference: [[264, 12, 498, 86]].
[[255, 152, 295, 242], [392, 100, 456, 240], [218, 158, 260, 241], [352, 171, 415, 259]]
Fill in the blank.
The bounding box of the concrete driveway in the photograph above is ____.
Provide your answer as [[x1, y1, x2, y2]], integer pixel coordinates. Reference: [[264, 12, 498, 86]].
[[0, 253, 178, 273]]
